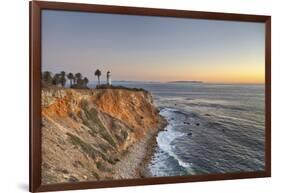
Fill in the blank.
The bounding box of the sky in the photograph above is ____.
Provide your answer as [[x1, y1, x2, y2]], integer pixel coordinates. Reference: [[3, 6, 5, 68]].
[[42, 10, 265, 84]]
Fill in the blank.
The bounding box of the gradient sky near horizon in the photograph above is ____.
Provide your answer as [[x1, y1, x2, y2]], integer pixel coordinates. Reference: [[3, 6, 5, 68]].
[[42, 10, 265, 84]]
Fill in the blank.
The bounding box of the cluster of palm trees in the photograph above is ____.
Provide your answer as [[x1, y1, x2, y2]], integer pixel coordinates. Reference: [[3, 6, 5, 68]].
[[42, 71, 89, 88]]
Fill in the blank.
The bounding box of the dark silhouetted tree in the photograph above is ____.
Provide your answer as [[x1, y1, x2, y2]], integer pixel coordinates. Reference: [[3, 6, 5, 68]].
[[75, 73, 82, 81], [67, 73, 74, 88], [75, 73, 83, 88], [94, 69, 101, 86], [42, 71, 52, 85], [52, 73, 61, 86], [83, 77, 89, 88], [60, 71, 66, 87]]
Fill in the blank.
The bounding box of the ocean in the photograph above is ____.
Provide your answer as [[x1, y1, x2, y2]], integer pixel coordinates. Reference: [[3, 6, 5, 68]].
[[114, 82, 265, 176]]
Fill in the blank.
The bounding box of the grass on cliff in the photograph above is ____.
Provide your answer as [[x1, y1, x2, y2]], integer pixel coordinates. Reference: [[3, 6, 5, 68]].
[[67, 132, 97, 160], [96, 84, 148, 93], [80, 100, 117, 148], [86, 108, 116, 148], [67, 132, 117, 165]]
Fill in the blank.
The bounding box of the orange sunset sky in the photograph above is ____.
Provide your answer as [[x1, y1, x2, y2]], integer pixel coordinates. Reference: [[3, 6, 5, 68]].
[[42, 10, 265, 84]]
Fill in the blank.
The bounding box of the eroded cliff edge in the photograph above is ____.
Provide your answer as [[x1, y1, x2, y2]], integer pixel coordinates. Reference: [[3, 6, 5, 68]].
[[41, 88, 165, 184]]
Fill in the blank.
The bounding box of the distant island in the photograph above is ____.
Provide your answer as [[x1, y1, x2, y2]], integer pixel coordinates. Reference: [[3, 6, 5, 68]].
[[167, 81, 203, 84], [115, 80, 204, 84]]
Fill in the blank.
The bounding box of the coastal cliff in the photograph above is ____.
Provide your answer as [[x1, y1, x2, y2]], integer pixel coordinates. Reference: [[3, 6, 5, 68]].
[[41, 88, 165, 184]]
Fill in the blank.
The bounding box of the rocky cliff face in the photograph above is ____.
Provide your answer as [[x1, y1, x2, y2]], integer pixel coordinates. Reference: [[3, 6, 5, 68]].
[[41, 88, 163, 184]]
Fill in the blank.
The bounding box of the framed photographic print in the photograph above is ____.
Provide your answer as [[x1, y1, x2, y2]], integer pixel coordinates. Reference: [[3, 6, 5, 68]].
[[30, 1, 271, 192]]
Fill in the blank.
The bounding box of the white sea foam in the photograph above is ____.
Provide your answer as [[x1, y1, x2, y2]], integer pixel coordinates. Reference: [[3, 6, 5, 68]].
[[155, 108, 195, 174]]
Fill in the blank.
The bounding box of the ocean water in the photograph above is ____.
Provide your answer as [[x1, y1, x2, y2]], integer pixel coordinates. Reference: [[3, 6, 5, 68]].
[[114, 82, 265, 176]]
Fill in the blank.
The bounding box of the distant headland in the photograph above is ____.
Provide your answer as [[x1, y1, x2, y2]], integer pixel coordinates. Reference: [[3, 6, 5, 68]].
[[167, 81, 203, 84]]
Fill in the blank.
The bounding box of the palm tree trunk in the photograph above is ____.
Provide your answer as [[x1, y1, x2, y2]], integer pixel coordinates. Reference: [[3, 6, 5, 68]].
[[98, 76, 100, 86]]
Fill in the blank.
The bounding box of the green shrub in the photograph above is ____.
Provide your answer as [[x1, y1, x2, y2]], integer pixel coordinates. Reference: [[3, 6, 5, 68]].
[[96, 84, 148, 93], [96, 161, 112, 172], [91, 171, 100, 180], [121, 130, 128, 140], [96, 161, 102, 170]]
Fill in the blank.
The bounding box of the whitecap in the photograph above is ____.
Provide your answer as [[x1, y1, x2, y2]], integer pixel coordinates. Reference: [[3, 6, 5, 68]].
[[155, 108, 195, 174]]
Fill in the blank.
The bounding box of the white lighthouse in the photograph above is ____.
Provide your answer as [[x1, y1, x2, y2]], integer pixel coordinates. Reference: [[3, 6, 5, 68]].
[[106, 71, 111, 86]]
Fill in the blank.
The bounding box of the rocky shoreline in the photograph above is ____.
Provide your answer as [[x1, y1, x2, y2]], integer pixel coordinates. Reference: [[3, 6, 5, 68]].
[[138, 116, 167, 178], [111, 115, 167, 179]]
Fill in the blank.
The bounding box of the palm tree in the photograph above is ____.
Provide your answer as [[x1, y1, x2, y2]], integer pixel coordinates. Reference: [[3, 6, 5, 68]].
[[42, 71, 52, 85], [75, 73, 83, 87], [60, 71, 66, 87], [75, 73, 82, 80], [77, 78, 83, 87], [67, 73, 74, 88], [94, 69, 101, 86], [60, 71, 66, 77], [83, 77, 89, 88], [52, 73, 61, 86]]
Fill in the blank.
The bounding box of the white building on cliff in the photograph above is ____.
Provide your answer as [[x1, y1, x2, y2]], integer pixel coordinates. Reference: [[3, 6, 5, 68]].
[[106, 71, 111, 86]]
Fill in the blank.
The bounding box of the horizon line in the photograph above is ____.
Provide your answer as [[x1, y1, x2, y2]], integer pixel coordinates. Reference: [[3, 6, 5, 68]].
[[92, 80, 265, 85]]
